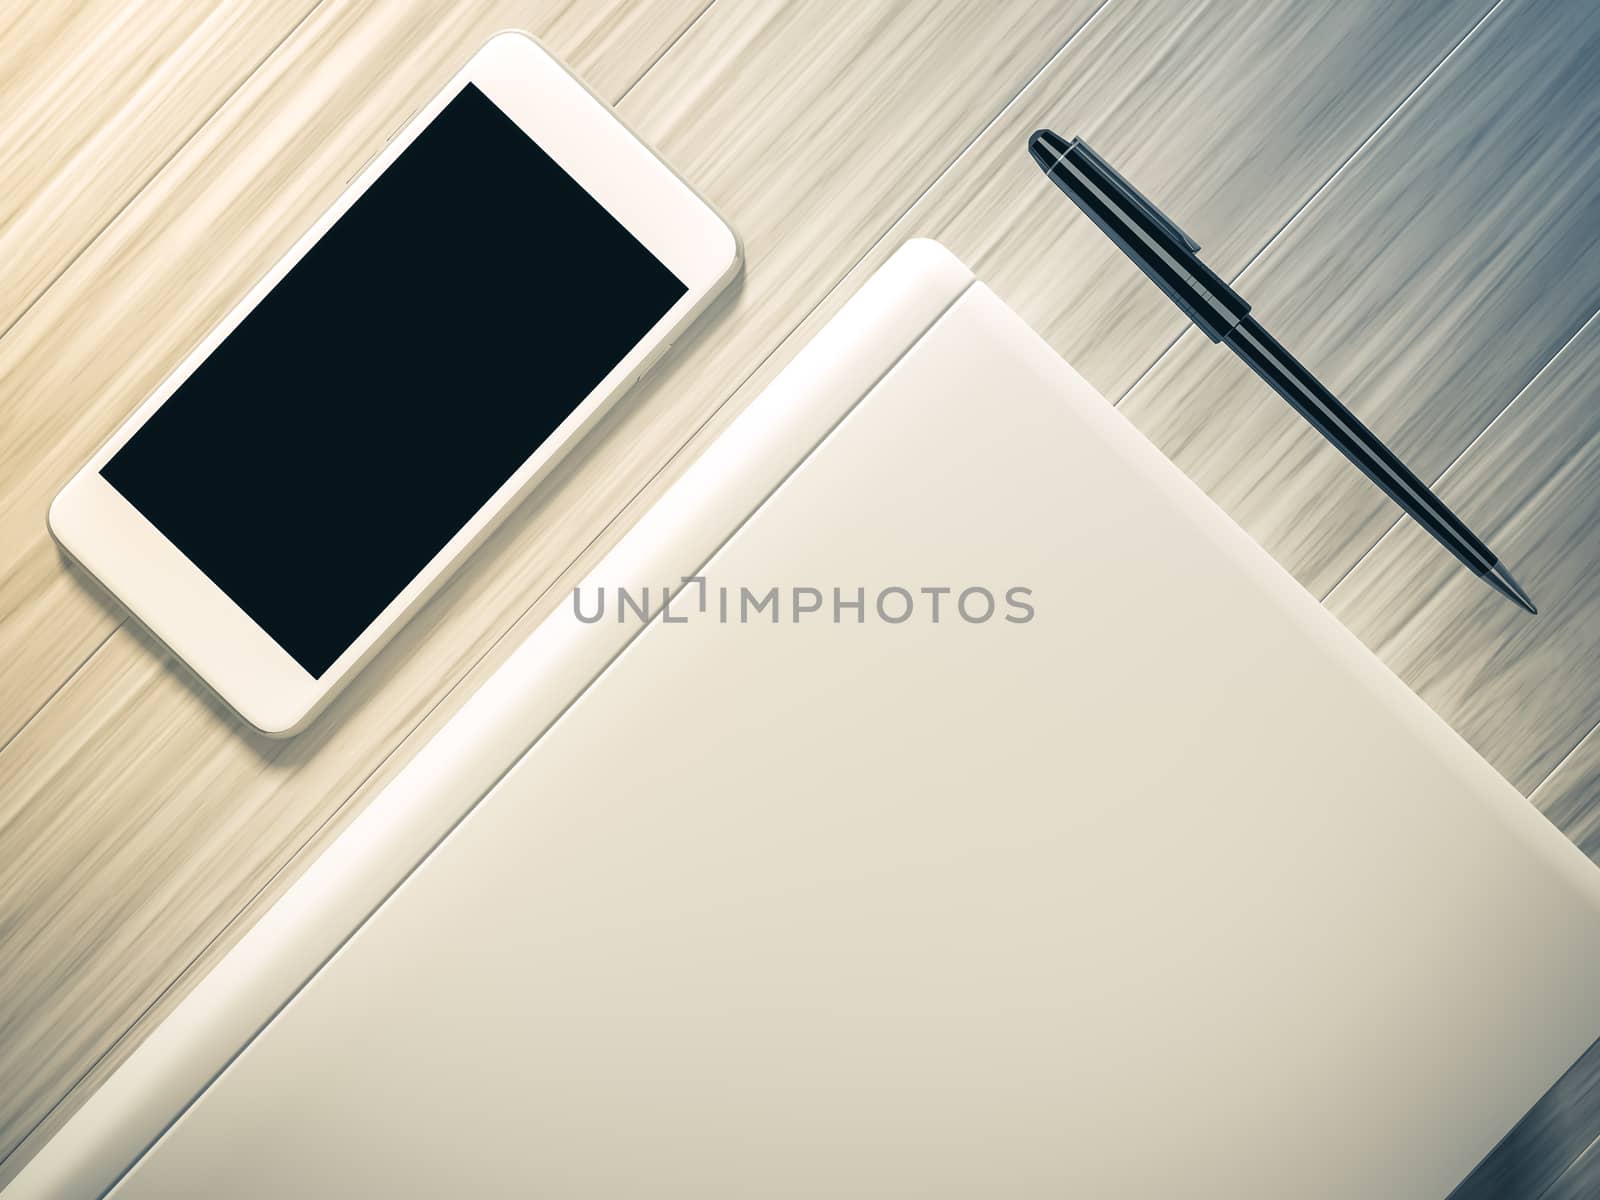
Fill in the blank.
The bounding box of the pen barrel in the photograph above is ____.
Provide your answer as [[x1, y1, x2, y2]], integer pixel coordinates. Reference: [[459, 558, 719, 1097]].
[[1041, 145, 1250, 342], [1223, 317, 1496, 577]]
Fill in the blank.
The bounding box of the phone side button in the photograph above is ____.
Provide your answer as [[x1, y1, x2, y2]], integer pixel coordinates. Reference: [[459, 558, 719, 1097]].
[[643, 342, 673, 379]]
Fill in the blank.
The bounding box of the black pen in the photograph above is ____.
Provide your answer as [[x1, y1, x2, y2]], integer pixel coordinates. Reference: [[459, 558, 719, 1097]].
[[1027, 129, 1536, 614]]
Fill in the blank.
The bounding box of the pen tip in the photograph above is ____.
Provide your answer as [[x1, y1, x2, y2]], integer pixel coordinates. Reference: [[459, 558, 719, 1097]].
[[1483, 560, 1537, 614]]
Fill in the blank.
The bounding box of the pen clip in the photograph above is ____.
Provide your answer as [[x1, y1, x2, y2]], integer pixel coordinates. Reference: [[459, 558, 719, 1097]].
[[1073, 138, 1201, 253]]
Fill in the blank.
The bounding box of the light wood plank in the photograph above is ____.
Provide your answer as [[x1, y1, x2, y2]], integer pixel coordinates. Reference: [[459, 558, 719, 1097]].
[[682, 0, 1496, 422], [0, 0, 705, 752], [6, 0, 1590, 1185], [0, 0, 318, 743], [0, 0, 1102, 1177], [1324, 312, 1600, 793], [29, 0, 1489, 1163], [0, 0, 711, 1175], [0, 0, 316, 338], [1534, 724, 1600, 862], [1117, 0, 1600, 598]]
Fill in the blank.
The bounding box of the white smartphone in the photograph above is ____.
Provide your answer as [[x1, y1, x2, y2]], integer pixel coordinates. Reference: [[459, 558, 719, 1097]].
[[50, 32, 739, 736]]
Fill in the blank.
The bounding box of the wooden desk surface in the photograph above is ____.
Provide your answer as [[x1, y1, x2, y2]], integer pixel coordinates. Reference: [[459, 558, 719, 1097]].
[[2, 0, 1597, 1191]]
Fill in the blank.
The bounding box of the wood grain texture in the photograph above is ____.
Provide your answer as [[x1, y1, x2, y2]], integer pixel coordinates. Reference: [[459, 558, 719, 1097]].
[[0, 0, 713, 1174], [2, 0, 1599, 1190], [1326, 313, 1600, 795], [0, 0, 318, 747], [1117, 0, 1600, 598], [0, 0, 317, 337], [1535, 725, 1600, 862], [0, 0, 1102, 1177], [1545, 1133, 1600, 1200], [1451, 1035, 1600, 1200], [0, 0, 707, 753], [686, 0, 1493, 453]]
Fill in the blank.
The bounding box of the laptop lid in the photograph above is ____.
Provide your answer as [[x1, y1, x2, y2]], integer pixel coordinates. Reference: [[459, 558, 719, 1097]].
[[18, 241, 1600, 1199]]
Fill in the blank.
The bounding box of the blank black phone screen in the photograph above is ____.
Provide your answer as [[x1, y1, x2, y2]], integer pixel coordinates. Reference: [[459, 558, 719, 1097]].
[[102, 83, 687, 677]]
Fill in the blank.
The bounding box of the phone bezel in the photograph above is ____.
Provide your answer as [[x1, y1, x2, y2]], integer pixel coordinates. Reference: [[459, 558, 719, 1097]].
[[49, 30, 739, 735]]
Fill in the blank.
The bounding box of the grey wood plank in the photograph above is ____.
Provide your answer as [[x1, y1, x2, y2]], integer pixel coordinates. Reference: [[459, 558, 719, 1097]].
[[1534, 723, 1600, 862], [0, 0, 1575, 1186], [838, 0, 1496, 410], [1544, 1131, 1600, 1200], [641, 0, 1501, 524], [0, 0, 1104, 1181], [1325, 311, 1600, 794], [1450, 1035, 1600, 1199], [1117, 0, 1600, 598]]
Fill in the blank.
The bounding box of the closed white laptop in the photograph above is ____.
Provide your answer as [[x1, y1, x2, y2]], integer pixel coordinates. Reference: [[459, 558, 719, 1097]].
[[14, 240, 1600, 1198]]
